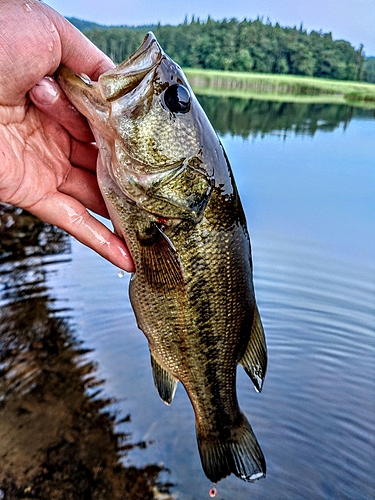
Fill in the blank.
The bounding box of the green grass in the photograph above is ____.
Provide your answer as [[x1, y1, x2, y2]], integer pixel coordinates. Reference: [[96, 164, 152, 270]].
[[183, 68, 375, 108]]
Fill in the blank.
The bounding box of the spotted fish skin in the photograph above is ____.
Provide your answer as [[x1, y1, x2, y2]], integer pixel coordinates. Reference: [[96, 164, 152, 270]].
[[56, 32, 267, 483]]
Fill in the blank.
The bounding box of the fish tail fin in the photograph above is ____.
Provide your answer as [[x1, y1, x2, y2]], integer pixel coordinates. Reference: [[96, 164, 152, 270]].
[[196, 412, 266, 483]]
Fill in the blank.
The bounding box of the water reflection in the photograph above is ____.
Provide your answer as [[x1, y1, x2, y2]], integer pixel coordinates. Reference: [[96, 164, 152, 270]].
[[0, 205, 174, 499], [0, 203, 70, 264], [197, 96, 375, 138]]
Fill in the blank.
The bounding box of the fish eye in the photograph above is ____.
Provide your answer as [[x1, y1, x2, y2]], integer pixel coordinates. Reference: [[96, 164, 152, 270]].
[[163, 84, 191, 114]]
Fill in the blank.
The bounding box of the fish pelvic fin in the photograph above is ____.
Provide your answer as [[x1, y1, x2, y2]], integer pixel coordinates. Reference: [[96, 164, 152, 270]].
[[150, 353, 178, 405], [197, 412, 266, 483], [240, 305, 267, 392]]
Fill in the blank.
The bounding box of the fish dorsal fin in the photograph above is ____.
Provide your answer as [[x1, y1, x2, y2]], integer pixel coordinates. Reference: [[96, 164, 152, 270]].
[[139, 223, 185, 293], [240, 305, 267, 392], [150, 353, 178, 405]]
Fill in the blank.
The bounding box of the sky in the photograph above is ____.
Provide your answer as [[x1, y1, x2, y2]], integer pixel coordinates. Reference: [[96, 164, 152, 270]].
[[45, 0, 375, 56]]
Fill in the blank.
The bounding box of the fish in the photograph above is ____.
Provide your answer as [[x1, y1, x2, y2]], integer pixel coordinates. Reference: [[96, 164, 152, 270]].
[[56, 32, 267, 484]]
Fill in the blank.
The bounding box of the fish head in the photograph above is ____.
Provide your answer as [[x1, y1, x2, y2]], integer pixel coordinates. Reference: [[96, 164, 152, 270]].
[[56, 33, 224, 224], [98, 32, 206, 172]]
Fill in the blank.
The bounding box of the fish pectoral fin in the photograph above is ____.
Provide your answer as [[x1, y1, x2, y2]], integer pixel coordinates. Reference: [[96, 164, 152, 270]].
[[239, 305, 267, 392], [150, 353, 178, 405], [197, 412, 266, 483], [139, 223, 185, 292]]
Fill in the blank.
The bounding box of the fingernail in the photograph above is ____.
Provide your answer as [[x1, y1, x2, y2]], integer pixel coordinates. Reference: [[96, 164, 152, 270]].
[[30, 77, 59, 105]]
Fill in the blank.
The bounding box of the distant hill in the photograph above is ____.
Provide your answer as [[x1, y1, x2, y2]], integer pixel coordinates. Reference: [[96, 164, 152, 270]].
[[67, 17, 156, 33], [68, 17, 107, 32]]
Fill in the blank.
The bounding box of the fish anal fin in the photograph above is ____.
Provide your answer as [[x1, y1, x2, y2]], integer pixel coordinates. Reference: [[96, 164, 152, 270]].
[[240, 305, 267, 392], [197, 412, 266, 483], [138, 223, 185, 293], [150, 353, 178, 405]]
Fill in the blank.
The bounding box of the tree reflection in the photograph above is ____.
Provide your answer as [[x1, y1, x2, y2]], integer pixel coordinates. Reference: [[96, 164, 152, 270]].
[[197, 95, 375, 139], [0, 205, 174, 500]]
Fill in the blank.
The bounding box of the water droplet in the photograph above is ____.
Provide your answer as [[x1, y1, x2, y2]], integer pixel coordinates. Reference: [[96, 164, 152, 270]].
[[209, 486, 218, 497], [117, 269, 125, 278], [23, 2, 32, 11], [48, 20, 57, 34]]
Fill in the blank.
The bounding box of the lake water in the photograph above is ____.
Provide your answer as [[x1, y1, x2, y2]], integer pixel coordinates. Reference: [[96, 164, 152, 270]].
[[0, 98, 374, 499]]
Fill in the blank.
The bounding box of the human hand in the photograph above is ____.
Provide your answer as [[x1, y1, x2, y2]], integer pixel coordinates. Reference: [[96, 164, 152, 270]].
[[0, 0, 134, 272]]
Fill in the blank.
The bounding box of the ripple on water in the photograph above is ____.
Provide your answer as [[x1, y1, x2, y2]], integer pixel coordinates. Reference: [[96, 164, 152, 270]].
[[235, 235, 375, 499]]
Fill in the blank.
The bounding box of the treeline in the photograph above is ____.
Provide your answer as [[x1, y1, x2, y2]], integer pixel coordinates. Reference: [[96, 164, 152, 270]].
[[365, 57, 375, 83], [71, 17, 370, 82]]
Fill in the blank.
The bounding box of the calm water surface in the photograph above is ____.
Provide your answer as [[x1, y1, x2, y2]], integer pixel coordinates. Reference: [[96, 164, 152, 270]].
[[1, 99, 374, 499]]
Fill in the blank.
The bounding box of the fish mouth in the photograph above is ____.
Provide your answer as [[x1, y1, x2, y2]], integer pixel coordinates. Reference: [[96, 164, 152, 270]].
[[56, 32, 164, 126], [98, 32, 164, 101]]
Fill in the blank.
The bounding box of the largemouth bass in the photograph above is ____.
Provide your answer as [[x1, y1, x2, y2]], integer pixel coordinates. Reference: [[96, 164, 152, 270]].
[[56, 32, 267, 484]]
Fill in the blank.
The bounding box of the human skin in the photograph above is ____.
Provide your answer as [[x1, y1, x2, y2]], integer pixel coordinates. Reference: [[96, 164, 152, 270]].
[[0, 0, 134, 271]]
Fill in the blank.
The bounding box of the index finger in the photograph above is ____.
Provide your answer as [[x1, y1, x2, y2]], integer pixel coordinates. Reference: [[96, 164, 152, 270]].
[[29, 76, 95, 143], [30, 190, 135, 272]]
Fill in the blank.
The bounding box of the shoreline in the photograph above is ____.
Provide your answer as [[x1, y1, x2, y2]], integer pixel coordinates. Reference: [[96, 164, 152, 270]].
[[184, 68, 375, 108]]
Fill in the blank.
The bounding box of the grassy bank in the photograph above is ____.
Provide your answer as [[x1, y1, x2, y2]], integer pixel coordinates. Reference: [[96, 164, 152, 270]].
[[184, 68, 375, 107]]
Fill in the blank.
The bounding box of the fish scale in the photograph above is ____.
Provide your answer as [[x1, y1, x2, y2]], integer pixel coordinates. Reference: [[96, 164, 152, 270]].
[[57, 31, 267, 484]]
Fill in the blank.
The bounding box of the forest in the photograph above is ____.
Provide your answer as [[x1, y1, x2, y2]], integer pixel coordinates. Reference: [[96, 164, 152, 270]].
[[69, 17, 373, 82]]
